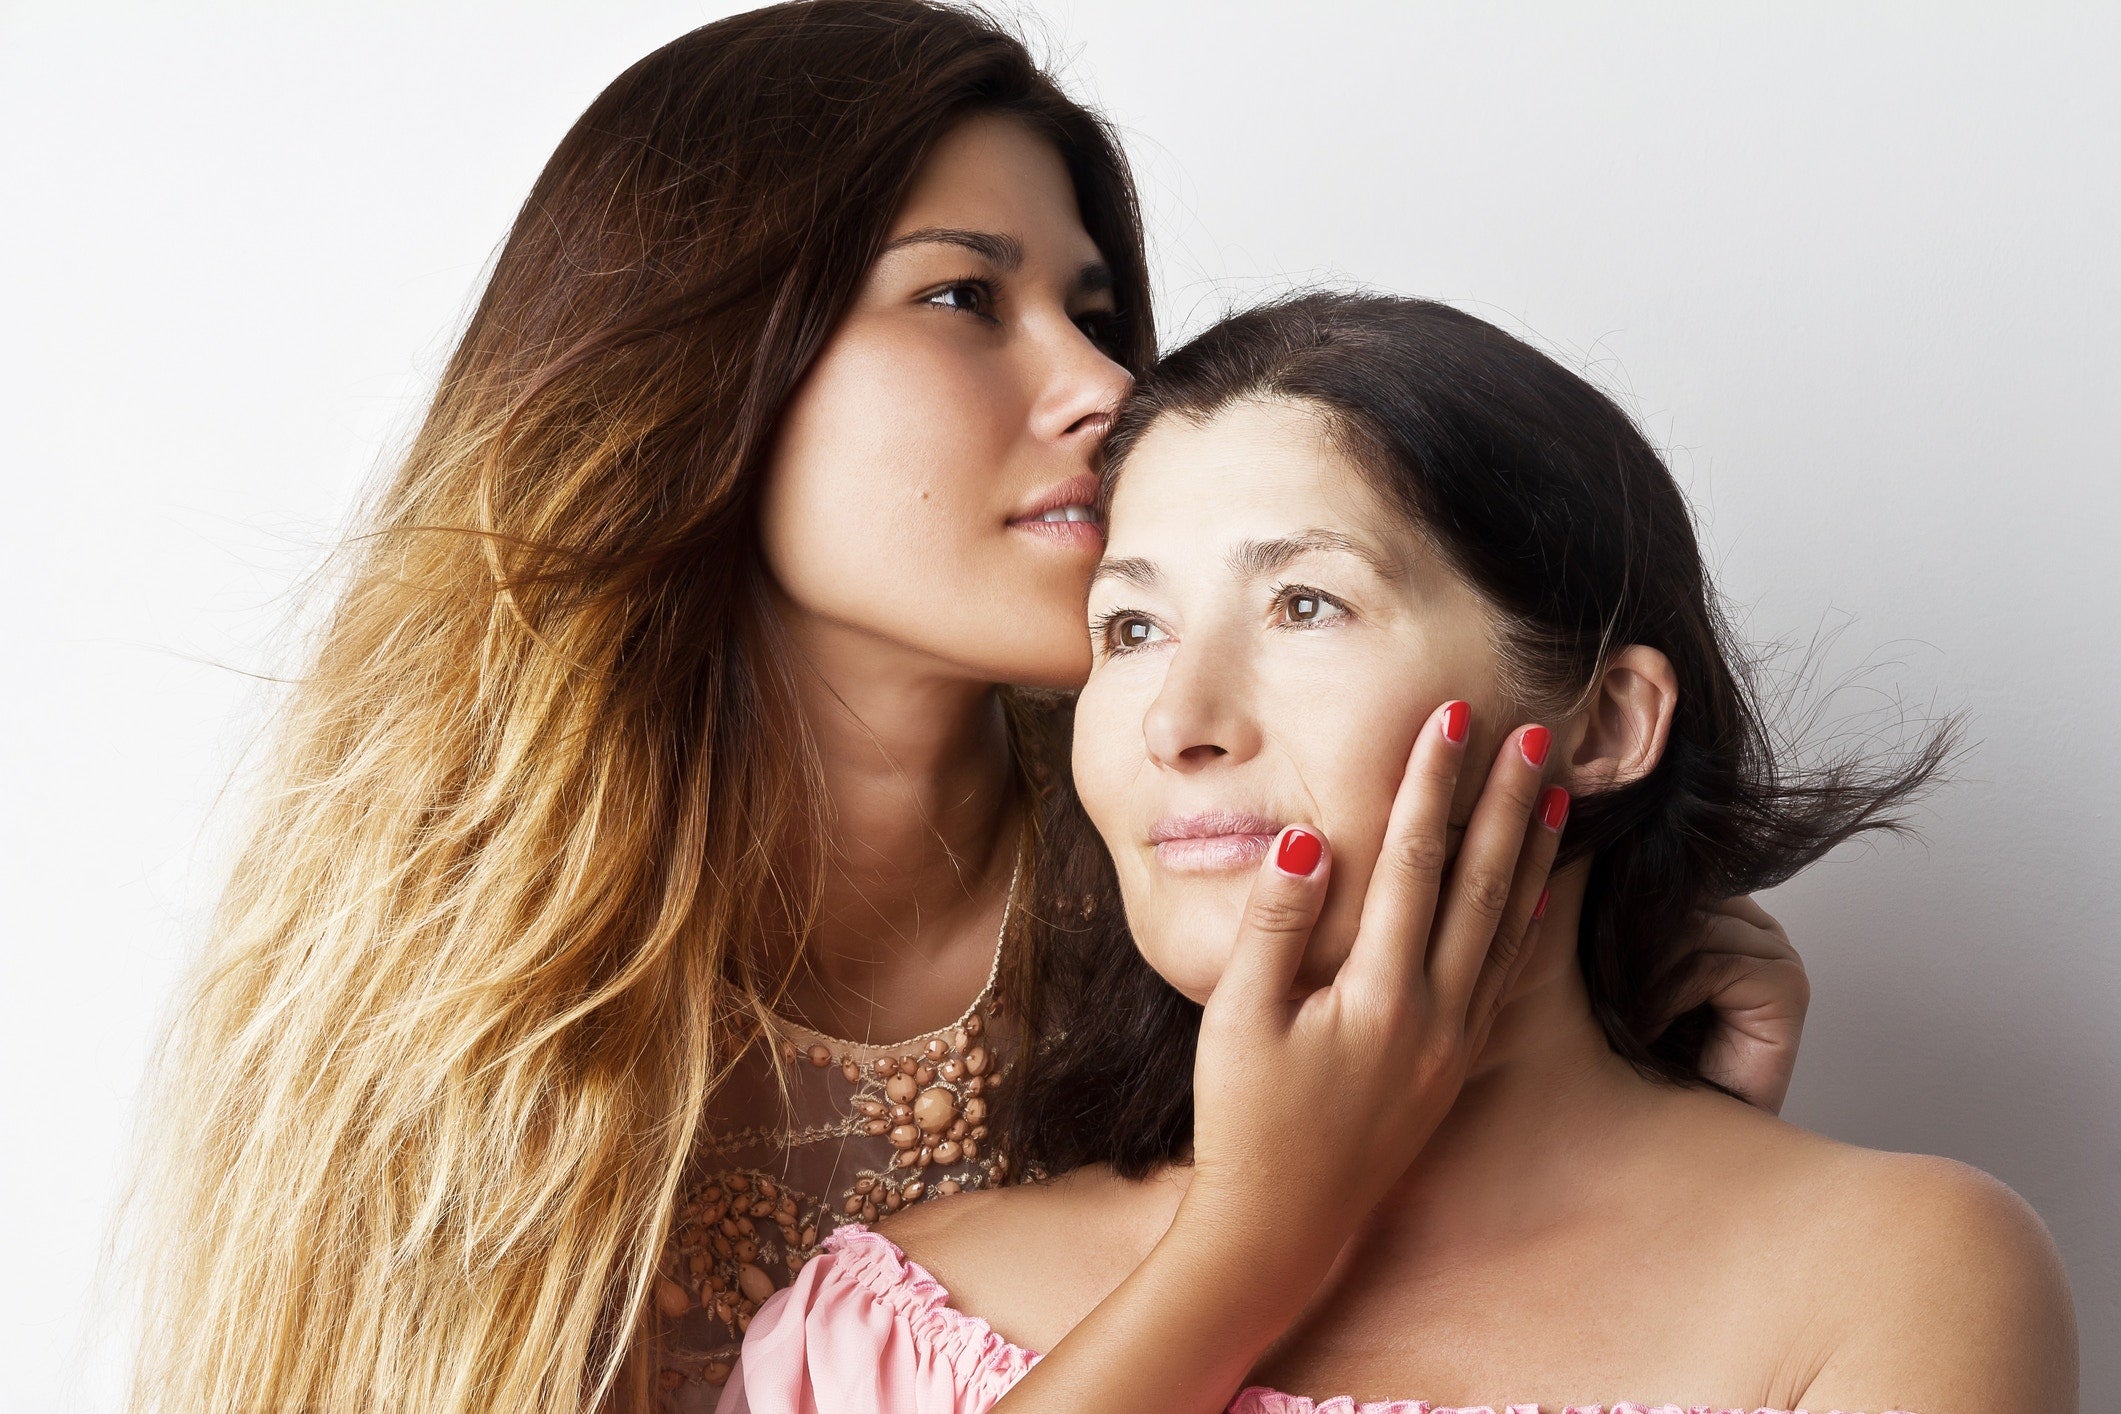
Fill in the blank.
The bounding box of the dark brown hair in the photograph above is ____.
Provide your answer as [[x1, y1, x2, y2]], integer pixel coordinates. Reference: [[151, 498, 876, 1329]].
[[1004, 291, 1952, 1178], [129, 6, 1151, 1413]]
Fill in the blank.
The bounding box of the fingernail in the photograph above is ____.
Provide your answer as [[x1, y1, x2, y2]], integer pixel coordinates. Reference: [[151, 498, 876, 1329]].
[[1533, 886, 1551, 920], [1538, 784, 1570, 831], [1275, 826, 1323, 877], [1519, 724, 1551, 767], [1440, 700, 1470, 745]]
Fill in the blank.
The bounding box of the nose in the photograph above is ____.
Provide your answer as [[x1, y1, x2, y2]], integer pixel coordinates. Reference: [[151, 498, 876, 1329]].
[[1028, 317, 1134, 447], [1141, 639, 1262, 772]]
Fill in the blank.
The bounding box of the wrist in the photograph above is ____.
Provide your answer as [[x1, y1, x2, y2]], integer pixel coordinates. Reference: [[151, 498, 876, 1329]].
[[1165, 1174, 1351, 1303]]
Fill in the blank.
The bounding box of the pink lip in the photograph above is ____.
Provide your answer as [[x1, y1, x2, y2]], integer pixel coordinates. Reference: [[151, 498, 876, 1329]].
[[1006, 473, 1104, 550], [1008, 472, 1102, 524], [1149, 811, 1283, 873]]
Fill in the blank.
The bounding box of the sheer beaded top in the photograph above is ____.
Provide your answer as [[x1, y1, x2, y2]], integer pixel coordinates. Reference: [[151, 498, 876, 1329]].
[[654, 932, 1018, 1409]]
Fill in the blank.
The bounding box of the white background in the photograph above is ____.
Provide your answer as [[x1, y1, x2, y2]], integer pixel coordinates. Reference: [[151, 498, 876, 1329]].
[[2, 3, 2114, 1408]]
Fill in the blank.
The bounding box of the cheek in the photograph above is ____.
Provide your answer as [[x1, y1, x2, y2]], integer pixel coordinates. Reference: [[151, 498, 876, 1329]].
[[1294, 728, 1420, 988], [1265, 662, 1444, 988], [753, 320, 1094, 687], [1072, 664, 1237, 1004], [762, 331, 1009, 588], [1070, 662, 1160, 874]]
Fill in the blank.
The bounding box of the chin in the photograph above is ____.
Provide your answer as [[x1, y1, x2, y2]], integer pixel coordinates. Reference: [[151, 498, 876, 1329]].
[[1132, 922, 1237, 1006], [983, 623, 1092, 689], [977, 644, 1090, 691]]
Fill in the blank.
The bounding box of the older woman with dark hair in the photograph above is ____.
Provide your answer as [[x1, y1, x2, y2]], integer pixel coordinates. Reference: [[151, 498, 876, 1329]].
[[726, 293, 2077, 1414]]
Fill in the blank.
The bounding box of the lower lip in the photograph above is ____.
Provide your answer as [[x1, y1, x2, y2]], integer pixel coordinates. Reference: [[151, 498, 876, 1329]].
[[1153, 834, 1276, 872], [1007, 517, 1104, 550]]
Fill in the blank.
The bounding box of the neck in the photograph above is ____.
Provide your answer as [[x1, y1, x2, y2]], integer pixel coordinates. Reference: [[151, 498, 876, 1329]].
[[773, 600, 1020, 1040], [1372, 866, 1659, 1237]]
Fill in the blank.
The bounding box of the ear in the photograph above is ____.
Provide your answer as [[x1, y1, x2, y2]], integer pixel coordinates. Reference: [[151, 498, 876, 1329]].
[[1565, 644, 1678, 792]]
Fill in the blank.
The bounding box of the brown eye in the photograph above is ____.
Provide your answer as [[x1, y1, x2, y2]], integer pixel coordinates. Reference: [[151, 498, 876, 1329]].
[[925, 279, 996, 319], [1277, 587, 1347, 627], [1099, 613, 1167, 653]]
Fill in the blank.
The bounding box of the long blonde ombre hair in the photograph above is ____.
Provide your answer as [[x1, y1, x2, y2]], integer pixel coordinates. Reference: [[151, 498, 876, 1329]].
[[125, 5, 1152, 1411]]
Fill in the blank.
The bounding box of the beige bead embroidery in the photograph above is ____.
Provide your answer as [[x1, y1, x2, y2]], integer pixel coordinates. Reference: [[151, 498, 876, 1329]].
[[653, 876, 1019, 1405]]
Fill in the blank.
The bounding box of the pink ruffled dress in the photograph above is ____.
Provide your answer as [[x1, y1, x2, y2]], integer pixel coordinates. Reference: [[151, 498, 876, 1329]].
[[717, 1225, 1908, 1414]]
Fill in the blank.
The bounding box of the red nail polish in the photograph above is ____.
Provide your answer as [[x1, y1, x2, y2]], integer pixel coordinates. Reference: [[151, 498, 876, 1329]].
[[1538, 784, 1570, 831], [1520, 725, 1551, 767], [1275, 827, 1323, 877], [1533, 886, 1551, 920], [1440, 700, 1470, 745]]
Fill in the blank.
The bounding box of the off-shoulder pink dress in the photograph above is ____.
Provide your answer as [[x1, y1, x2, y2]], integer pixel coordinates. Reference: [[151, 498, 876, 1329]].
[[716, 1225, 1907, 1414]]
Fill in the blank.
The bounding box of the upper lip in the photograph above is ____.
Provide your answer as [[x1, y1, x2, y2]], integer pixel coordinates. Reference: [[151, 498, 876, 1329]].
[[1007, 473, 1102, 524], [1149, 810, 1282, 843]]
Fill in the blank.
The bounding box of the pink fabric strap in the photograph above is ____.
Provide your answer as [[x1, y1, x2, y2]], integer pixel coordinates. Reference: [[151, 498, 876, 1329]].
[[718, 1224, 1906, 1414], [717, 1223, 1034, 1414]]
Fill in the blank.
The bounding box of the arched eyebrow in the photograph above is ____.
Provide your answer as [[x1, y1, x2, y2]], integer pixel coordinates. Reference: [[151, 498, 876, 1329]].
[[1229, 529, 1401, 581], [1091, 532, 1396, 594], [882, 226, 1114, 297], [883, 226, 1025, 270], [1090, 555, 1158, 590]]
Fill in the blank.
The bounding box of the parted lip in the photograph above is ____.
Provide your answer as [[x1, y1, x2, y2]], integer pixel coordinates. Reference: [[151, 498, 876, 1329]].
[[1007, 472, 1102, 525], [1148, 810, 1282, 843]]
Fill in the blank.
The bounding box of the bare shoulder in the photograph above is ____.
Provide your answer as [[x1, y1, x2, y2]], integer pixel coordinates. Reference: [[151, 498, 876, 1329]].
[[1624, 1087, 2075, 1409], [876, 1163, 1184, 1356], [1789, 1145, 2077, 1411]]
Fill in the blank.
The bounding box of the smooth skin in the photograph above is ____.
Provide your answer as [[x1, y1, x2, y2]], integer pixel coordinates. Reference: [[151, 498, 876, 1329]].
[[886, 400, 2076, 1414], [754, 113, 1129, 1045]]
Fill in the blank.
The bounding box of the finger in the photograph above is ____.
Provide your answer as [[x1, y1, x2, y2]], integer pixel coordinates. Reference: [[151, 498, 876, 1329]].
[[1695, 982, 1805, 1114], [1451, 779, 1567, 1014], [1339, 699, 1473, 992], [1211, 824, 1333, 1019], [1652, 908, 1803, 1016], [1706, 893, 1780, 933], [1465, 884, 1548, 1059], [1423, 724, 1556, 1012], [1458, 776, 1566, 1028], [1661, 950, 1810, 1029], [1658, 949, 1754, 1023], [1693, 898, 1797, 964]]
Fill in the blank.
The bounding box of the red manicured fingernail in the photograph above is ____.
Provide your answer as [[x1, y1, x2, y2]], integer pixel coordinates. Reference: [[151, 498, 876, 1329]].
[[1275, 826, 1323, 877], [1533, 886, 1551, 920], [1519, 725, 1551, 767], [1538, 784, 1570, 831], [1439, 700, 1470, 745]]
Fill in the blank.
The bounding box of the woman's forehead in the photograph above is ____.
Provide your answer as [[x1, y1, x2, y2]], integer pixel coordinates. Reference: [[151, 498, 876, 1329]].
[[1102, 400, 1404, 574]]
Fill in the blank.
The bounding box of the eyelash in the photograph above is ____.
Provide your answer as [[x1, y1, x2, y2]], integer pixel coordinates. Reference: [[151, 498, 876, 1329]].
[[1270, 582, 1351, 629], [1091, 606, 1164, 657], [1091, 586, 1350, 658], [922, 278, 999, 322], [1074, 309, 1125, 354], [922, 278, 1125, 352]]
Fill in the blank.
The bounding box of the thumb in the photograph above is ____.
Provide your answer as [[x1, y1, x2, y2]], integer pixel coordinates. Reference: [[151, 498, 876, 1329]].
[[1212, 825, 1331, 1018]]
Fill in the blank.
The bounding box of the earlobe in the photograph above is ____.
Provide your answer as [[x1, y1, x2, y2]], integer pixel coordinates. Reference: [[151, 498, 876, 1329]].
[[1567, 645, 1678, 791]]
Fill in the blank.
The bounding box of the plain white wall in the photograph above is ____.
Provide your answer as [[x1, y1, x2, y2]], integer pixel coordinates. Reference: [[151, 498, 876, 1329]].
[[2, 3, 2113, 1408]]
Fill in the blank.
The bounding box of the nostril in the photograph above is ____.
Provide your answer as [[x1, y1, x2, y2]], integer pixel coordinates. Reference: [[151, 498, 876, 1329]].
[[1176, 744, 1228, 765]]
